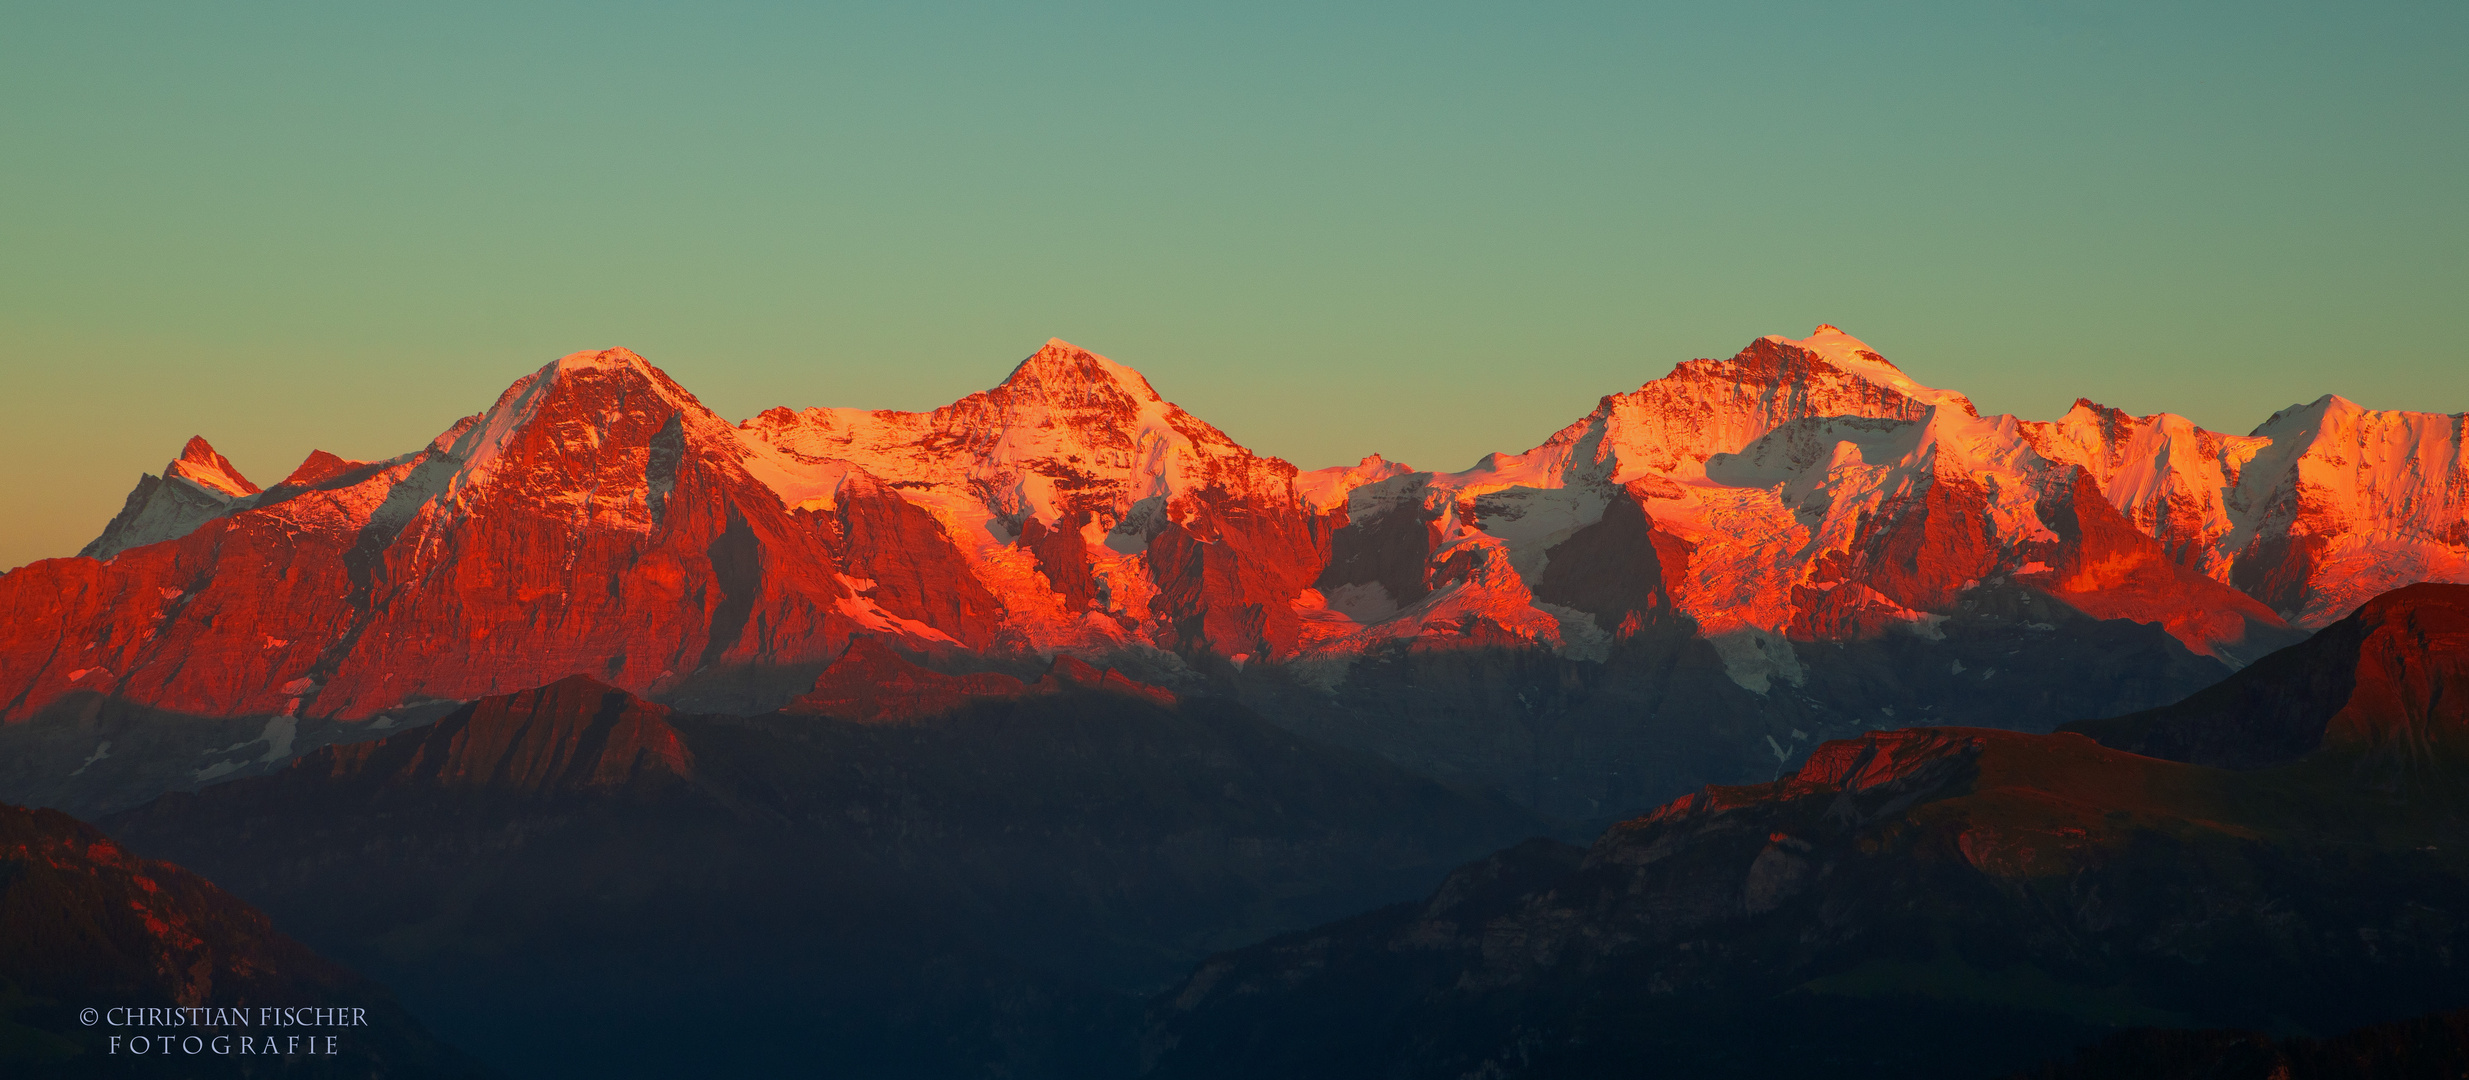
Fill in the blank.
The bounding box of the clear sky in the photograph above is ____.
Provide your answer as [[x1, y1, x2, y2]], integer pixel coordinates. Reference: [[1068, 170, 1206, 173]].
[[4, 1, 2463, 570]]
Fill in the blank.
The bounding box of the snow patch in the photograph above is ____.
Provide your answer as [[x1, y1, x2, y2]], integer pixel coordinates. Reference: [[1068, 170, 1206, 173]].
[[255, 714, 298, 762], [1709, 627, 1806, 695], [69, 740, 109, 776], [833, 595, 962, 646], [1534, 601, 1614, 663]]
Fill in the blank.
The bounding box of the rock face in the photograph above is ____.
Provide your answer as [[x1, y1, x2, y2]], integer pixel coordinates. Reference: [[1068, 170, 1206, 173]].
[[4, 331, 2463, 818], [1143, 586, 2469, 1080], [106, 675, 1546, 1080], [0, 802, 484, 1078]]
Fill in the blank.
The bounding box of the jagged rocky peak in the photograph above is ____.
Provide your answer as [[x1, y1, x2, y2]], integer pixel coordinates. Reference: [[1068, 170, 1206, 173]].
[[79, 434, 263, 560], [169, 435, 261, 497]]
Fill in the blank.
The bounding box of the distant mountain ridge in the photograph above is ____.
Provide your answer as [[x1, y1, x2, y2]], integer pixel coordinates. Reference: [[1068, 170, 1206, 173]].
[[1142, 583, 2469, 1080], [104, 666, 1546, 1079], [8, 329, 2459, 731]]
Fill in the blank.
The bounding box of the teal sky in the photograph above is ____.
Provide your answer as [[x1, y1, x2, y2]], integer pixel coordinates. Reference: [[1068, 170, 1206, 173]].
[[4, 1, 2463, 570]]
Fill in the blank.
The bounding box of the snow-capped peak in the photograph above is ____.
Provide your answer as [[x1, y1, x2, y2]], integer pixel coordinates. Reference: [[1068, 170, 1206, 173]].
[[1763, 325, 1977, 416], [548, 346, 661, 376], [1296, 454, 1418, 513], [168, 436, 260, 498], [1000, 338, 1165, 405]]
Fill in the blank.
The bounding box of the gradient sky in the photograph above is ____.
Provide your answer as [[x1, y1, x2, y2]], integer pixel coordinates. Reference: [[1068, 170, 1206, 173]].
[[4, 1, 2463, 570]]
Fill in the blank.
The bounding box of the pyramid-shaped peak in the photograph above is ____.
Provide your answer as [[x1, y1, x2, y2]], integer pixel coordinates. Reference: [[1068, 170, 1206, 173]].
[[179, 435, 225, 465], [167, 436, 260, 497], [1001, 339, 1162, 402]]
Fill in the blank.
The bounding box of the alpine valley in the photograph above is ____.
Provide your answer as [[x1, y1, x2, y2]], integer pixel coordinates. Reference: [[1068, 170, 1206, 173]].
[[5, 328, 2468, 1078]]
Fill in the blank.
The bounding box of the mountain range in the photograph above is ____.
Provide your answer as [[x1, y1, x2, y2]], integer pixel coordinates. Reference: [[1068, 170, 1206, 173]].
[[6, 328, 2469, 1079], [5, 329, 2464, 823]]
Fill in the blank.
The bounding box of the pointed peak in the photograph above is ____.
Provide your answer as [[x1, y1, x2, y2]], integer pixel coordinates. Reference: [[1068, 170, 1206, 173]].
[[1001, 339, 1162, 402], [166, 437, 259, 497], [278, 450, 363, 489]]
